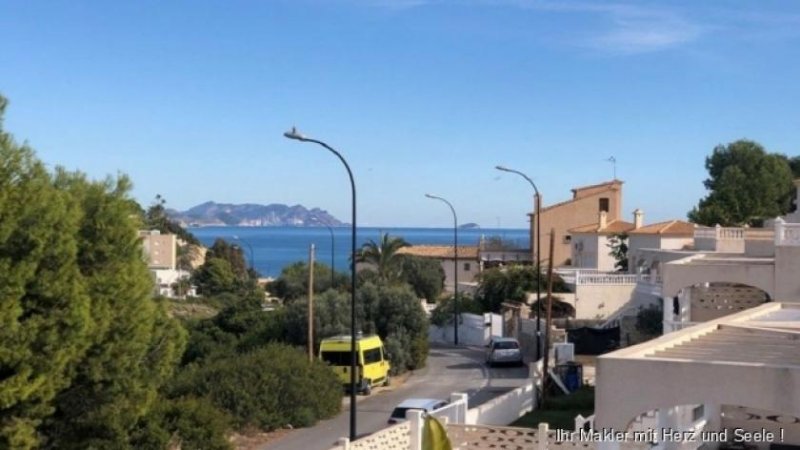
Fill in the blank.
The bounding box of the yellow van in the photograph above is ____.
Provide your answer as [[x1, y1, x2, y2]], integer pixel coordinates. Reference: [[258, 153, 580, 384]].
[[319, 334, 390, 395]]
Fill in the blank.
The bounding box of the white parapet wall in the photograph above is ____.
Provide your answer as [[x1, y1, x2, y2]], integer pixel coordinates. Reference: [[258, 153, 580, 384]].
[[466, 380, 536, 426]]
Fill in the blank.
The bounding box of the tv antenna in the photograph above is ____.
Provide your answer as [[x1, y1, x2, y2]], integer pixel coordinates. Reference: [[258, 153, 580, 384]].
[[607, 156, 617, 180]]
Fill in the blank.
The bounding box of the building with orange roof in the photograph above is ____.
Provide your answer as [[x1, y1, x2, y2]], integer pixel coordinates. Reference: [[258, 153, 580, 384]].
[[568, 211, 636, 272], [627, 214, 695, 274], [529, 179, 623, 267]]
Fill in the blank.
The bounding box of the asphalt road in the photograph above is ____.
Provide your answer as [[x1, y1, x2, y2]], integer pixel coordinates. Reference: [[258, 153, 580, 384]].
[[261, 344, 529, 450]]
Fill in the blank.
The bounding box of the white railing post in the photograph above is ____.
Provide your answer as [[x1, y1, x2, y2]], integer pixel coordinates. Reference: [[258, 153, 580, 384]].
[[775, 218, 786, 246], [336, 437, 350, 450], [408, 410, 424, 450], [450, 392, 469, 424], [538, 423, 549, 450]]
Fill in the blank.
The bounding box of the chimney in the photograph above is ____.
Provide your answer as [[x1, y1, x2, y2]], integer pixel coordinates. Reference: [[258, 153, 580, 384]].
[[599, 210, 608, 230], [633, 209, 644, 229]]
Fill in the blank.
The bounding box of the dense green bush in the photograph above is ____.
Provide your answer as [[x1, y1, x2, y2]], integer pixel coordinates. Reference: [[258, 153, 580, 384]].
[[475, 266, 568, 313], [268, 261, 348, 302], [282, 289, 351, 351], [398, 255, 445, 301], [168, 344, 342, 430], [430, 294, 484, 326], [132, 397, 232, 450], [358, 281, 429, 372]]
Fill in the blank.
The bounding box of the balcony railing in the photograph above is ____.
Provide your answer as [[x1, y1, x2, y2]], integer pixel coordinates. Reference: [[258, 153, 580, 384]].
[[694, 225, 745, 240], [576, 273, 639, 285]]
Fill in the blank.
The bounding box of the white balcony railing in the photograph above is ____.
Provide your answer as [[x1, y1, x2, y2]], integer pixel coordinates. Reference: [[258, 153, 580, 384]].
[[575, 272, 639, 285], [694, 225, 746, 240]]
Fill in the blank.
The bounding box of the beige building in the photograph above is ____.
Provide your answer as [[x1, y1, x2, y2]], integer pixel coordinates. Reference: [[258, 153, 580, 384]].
[[530, 180, 623, 267], [396, 245, 480, 295], [139, 230, 177, 270]]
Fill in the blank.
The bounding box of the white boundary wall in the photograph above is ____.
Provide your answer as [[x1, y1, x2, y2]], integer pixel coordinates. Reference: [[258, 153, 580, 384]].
[[429, 313, 503, 346]]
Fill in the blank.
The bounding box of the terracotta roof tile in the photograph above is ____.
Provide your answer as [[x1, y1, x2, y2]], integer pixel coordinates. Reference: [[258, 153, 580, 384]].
[[397, 245, 479, 259], [629, 220, 695, 236], [568, 220, 636, 235]]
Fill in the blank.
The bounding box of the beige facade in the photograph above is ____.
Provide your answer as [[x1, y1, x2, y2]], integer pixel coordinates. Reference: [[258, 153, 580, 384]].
[[530, 180, 623, 267], [139, 230, 177, 270]]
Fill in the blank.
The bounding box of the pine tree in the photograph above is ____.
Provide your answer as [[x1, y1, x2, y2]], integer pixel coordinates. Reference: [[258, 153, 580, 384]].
[[0, 97, 92, 449]]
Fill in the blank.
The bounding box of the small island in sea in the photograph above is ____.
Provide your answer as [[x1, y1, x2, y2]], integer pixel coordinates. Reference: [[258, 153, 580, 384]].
[[459, 222, 480, 229]]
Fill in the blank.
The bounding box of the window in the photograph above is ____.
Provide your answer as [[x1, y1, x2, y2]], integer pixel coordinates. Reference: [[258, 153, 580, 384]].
[[363, 348, 382, 365], [563, 235, 572, 244], [463, 262, 471, 271], [492, 340, 520, 350], [599, 198, 610, 212], [321, 351, 351, 366]]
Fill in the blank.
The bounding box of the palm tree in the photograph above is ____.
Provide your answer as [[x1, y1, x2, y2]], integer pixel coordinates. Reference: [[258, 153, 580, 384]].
[[356, 233, 410, 282]]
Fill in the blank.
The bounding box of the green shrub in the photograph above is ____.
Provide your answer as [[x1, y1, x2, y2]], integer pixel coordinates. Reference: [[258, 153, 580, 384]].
[[168, 344, 341, 431], [132, 397, 232, 450]]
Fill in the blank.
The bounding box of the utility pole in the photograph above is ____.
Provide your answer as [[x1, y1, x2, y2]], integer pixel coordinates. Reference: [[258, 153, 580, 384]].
[[541, 229, 556, 407], [308, 243, 315, 362]]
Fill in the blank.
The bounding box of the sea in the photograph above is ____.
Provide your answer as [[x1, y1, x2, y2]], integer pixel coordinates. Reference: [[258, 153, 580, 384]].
[[190, 226, 529, 278]]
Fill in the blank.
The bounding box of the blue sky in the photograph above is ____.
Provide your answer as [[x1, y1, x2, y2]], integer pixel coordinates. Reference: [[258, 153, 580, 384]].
[[1, 0, 798, 228]]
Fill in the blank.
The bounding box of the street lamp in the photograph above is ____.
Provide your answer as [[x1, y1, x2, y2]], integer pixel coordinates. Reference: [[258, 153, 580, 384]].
[[232, 235, 255, 271], [284, 127, 359, 441], [495, 166, 542, 362], [324, 225, 336, 288], [425, 193, 459, 346]]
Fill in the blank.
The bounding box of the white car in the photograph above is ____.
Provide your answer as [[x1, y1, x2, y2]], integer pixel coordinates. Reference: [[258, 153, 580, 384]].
[[486, 337, 523, 367], [387, 398, 448, 424]]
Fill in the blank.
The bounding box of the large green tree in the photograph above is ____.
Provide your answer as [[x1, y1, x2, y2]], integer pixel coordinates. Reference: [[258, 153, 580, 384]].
[[688, 140, 795, 226], [0, 98, 90, 449], [0, 95, 186, 449], [41, 172, 186, 449], [267, 261, 348, 302], [397, 255, 445, 302]]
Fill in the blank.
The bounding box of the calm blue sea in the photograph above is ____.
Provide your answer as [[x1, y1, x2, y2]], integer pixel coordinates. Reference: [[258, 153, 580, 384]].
[[191, 226, 529, 277]]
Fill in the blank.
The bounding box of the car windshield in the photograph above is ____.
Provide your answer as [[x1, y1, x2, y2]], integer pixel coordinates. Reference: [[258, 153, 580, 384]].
[[493, 341, 519, 350], [391, 407, 411, 419]]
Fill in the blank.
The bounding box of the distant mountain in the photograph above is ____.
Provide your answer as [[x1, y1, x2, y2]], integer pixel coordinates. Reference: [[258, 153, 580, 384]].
[[459, 223, 480, 229], [167, 201, 345, 227]]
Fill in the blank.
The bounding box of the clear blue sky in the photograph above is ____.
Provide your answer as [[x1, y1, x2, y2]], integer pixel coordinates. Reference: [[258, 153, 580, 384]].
[[1, 0, 798, 228]]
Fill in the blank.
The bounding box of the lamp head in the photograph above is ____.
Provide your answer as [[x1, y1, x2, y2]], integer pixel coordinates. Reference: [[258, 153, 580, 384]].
[[425, 193, 436, 199], [495, 165, 511, 172], [283, 126, 306, 141]]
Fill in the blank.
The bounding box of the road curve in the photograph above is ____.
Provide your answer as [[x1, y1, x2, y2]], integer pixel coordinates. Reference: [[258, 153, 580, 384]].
[[260, 344, 529, 450]]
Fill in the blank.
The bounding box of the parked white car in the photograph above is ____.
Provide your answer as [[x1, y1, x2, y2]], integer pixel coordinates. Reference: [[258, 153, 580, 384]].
[[485, 337, 523, 367], [387, 398, 448, 424]]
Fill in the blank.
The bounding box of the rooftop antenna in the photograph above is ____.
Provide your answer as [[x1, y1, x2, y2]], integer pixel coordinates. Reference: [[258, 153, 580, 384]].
[[607, 156, 617, 180]]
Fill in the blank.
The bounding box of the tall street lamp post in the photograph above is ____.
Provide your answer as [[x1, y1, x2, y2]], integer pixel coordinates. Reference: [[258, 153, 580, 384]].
[[324, 224, 336, 288], [495, 166, 542, 360], [284, 127, 359, 441], [425, 193, 459, 346]]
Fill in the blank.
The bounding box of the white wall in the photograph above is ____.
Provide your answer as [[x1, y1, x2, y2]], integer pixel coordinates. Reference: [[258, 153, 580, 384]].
[[466, 381, 536, 426], [429, 313, 502, 347], [572, 284, 637, 320]]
